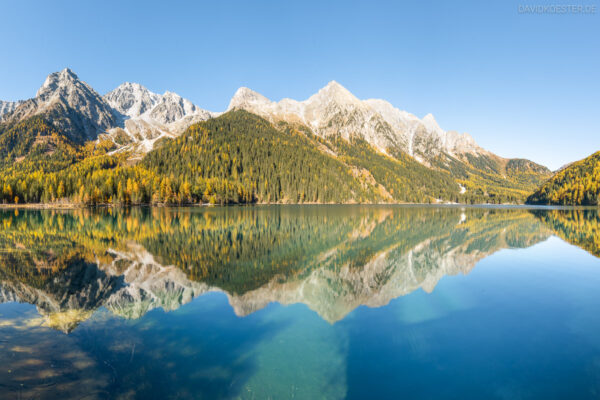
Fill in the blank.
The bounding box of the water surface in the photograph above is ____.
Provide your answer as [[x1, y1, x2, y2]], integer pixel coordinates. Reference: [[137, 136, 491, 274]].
[[0, 206, 599, 399]]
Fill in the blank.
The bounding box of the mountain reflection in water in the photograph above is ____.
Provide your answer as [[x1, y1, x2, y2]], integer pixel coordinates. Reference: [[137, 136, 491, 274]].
[[0, 206, 594, 333]]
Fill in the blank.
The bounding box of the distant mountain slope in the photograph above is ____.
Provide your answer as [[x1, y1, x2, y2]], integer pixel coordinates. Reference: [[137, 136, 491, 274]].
[[140, 110, 550, 204], [0, 109, 551, 205], [0, 70, 115, 177], [527, 151, 600, 205], [431, 151, 551, 203], [0, 70, 216, 166]]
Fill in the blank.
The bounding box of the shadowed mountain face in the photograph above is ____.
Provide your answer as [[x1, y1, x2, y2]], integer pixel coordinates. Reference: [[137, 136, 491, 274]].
[[0, 206, 581, 331]]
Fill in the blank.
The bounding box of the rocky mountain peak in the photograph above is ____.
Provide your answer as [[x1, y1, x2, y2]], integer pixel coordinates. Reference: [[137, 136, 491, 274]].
[[2, 68, 118, 143], [421, 113, 444, 136], [104, 82, 161, 118], [308, 80, 359, 107], [149, 90, 207, 124], [160, 91, 196, 111], [228, 87, 271, 110], [36, 68, 84, 99], [104, 83, 212, 125]]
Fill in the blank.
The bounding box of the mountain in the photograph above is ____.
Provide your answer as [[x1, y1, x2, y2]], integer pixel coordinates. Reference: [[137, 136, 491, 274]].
[[527, 150, 600, 205], [1, 68, 117, 143], [0, 110, 548, 205], [104, 82, 161, 118], [102, 82, 215, 154], [226, 81, 549, 171], [229, 82, 402, 157], [228, 81, 483, 162], [0, 69, 551, 204], [0, 100, 22, 117], [0, 70, 215, 158], [227, 81, 551, 202], [142, 110, 383, 203], [140, 108, 546, 204]]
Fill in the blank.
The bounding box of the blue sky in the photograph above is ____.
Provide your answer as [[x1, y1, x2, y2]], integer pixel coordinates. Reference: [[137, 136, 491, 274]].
[[0, 0, 598, 170]]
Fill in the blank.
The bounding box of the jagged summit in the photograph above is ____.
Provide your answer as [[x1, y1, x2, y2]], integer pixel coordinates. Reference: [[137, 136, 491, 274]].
[[36, 67, 80, 97], [228, 87, 271, 110], [149, 90, 210, 124], [104, 83, 212, 124], [313, 80, 357, 103], [0, 68, 214, 151], [104, 82, 161, 118], [101, 81, 215, 153], [1, 68, 117, 142]]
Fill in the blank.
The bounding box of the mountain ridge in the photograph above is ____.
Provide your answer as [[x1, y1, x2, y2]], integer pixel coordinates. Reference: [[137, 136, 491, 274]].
[[0, 69, 553, 204], [228, 80, 485, 163], [0, 69, 544, 169]]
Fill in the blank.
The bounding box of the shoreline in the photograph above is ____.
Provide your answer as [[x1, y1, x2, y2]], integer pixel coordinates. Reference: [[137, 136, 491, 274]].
[[0, 202, 595, 210]]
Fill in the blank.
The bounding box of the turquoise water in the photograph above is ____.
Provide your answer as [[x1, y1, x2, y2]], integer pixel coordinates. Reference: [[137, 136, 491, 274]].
[[0, 206, 599, 399]]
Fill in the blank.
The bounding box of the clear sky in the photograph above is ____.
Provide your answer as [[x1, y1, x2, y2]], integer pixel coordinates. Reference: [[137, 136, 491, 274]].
[[0, 0, 598, 170]]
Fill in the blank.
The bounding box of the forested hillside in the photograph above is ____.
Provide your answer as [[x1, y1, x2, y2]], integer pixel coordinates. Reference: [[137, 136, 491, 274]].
[[527, 151, 600, 205], [430, 152, 552, 204], [142, 111, 381, 203]]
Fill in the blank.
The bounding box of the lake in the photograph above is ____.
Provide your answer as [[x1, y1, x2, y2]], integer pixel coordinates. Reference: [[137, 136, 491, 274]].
[[0, 205, 599, 399]]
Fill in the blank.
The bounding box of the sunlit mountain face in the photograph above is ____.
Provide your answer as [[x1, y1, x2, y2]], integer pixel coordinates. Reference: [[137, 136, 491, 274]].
[[1, 205, 584, 332]]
